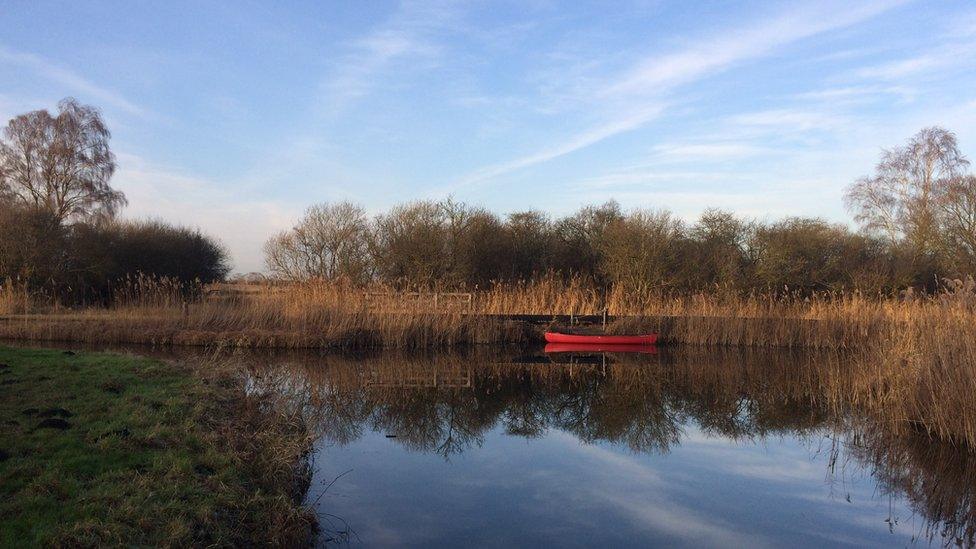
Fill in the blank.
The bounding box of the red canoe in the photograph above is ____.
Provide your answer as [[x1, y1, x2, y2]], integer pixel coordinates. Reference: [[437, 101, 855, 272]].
[[544, 331, 658, 345]]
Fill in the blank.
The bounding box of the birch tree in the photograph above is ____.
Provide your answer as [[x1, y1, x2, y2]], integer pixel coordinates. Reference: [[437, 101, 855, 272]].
[[0, 98, 125, 223]]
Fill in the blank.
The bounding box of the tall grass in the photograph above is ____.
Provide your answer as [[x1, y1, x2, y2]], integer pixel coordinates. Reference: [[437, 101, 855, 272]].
[[0, 281, 31, 315], [851, 281, 976, 448], [112, 273, 201, 309], [0, 276, 969, 351], [0, 279, 531, 349]]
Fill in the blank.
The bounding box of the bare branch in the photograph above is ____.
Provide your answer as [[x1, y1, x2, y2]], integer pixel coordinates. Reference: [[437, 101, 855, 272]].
[[0, 97, 125, 224]]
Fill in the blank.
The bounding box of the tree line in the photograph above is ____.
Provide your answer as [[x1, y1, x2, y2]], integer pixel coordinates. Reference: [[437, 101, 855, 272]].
[[3, 98, 974, 302], [266, 127, 976, 295], [0, 98, 229, 304]]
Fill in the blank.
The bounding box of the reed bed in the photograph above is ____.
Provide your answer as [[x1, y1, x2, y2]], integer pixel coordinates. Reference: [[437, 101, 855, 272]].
[[0, 280, 531, 349], [850, 287, 976, 448], [0, 277, 969, 352], [0, 281, 30, 315], [2, 277, 976, 448], [480, 276, 893, 348]]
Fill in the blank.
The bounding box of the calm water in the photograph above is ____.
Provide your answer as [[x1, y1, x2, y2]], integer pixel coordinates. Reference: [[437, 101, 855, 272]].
[[11, 341, 976, 547], [244, 346, 974, 548]]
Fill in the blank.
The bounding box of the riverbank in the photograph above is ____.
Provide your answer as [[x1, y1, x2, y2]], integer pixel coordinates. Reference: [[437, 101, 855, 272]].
[[0, 347, 316, 546], [2, 280, 975, 450], [0, 280, 907, 350]]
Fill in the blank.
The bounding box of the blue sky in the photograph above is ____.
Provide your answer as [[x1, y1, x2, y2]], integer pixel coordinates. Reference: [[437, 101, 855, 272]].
[[2, 1, 976, 272]]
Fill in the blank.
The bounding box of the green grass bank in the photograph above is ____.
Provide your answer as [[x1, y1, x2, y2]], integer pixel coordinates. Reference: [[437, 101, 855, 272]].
[[0, 346, 316, 547]]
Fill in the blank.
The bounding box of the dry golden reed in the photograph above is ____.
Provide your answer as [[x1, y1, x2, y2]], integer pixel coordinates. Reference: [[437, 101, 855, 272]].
[[0, 280, 531, 349], [0, 276, 966, 351], [0, 281, 31, 315]]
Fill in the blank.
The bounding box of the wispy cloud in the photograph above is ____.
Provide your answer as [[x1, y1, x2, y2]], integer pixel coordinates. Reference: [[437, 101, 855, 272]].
[[0, 45, 147, 117], [445, 0, 906, 192], [727, 108, 848, 134], [851, 41, 976, 82], [575, 169, 752, 190], [605, 2, 904, 99], [319, 30, 439, 113], [443, 103, 665, 192], [652, 142, 768, 161], [317, 0, 459, 116], [944, 9, 976, 39], [563, 438, 774, 548], [793, 85, 915, 103], [855, 54, 953, 81]]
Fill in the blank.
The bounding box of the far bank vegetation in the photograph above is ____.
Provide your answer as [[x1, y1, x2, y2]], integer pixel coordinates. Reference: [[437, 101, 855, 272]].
[[264, 127, 976, 298]]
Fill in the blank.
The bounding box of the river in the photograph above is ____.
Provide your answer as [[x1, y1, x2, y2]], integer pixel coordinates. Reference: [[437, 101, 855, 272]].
[[15, 342, 976, 547]]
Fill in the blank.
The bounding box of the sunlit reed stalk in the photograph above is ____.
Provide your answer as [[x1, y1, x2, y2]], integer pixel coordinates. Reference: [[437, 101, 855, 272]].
[[0, 280, 34, 315]]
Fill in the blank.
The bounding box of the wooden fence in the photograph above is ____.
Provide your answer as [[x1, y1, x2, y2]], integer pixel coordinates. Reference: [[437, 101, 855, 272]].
[[362, 291, 474, 313]]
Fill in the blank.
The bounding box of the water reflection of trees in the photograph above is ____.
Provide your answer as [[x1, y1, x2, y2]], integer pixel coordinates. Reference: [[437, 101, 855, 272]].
[[245, 346, 844, 457], [236, 346, 976, 547]]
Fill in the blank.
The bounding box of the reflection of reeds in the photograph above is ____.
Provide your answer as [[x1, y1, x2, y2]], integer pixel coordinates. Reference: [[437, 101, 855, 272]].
[[842, 425, 976, 546], [235, 346, 850, 454]]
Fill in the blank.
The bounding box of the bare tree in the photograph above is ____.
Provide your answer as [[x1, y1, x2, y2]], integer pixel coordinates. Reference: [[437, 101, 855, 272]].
[[553, 201, 623, 282], [845, 127, 969, 252], [264, 202, 371, 281], [940, 175, 976, 274], [598, 209, 683, 293], [752, 218, 862, 292], [0, 98, 125, 223], [369, 200, 448, 288], [0, 203, 66, 287], [440, 197, 474, 284], [507, 210, 552, 279], [687, 208, 754, 289]]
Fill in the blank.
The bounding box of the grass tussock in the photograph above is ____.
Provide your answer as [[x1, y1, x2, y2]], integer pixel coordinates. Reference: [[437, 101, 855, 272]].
[[0, 347, 316, 547]]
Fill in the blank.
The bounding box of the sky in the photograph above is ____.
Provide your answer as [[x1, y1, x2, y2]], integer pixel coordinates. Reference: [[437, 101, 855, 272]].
[[2, 0, 976, 273]]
